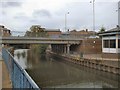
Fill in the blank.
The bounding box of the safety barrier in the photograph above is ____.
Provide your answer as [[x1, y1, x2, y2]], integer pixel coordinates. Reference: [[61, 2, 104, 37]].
[[2, 48, 40, 89]]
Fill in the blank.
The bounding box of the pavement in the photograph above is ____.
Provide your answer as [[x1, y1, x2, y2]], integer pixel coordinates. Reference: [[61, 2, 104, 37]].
[[0, 57, 12, 89], [0, 60, 2, 89]]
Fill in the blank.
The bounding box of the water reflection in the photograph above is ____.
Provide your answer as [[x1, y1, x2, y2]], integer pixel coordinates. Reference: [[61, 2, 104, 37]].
[[14, 49, 28, 69], [14, 49, 119, 88]]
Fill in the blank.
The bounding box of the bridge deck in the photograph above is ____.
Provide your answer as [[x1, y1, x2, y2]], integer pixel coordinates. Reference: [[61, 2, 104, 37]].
[[2, 36, 82, 44]]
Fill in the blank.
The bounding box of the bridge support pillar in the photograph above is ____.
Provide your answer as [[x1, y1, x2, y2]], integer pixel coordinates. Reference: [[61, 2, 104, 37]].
[[51, 44, 71, 54], [67, 44, 70, 54], [56, 45, 58, 53], [62, 45, 64, 53], [64, 45, 67, 54]]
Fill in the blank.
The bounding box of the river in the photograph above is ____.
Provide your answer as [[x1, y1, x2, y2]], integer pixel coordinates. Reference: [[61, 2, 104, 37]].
[[14, 49, 119, 89]]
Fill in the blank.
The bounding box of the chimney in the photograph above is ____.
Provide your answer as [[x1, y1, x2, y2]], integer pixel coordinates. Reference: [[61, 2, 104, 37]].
[[116, 25, 119, 28], [0, 25, 4, 28], [86, 29, 88, 32]]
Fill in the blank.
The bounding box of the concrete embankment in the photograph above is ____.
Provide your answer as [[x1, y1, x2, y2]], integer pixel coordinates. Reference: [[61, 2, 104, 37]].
[[49, 52, 120, 75]]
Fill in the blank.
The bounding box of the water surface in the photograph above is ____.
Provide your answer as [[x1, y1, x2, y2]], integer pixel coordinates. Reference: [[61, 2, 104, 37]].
[[14, 49, 119, 88]]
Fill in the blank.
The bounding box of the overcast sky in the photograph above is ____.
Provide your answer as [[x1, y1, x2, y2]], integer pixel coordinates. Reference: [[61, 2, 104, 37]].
[[0, 0, 119, 33]]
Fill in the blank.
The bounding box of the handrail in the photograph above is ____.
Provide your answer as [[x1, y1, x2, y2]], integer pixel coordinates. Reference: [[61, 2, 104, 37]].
[[23, 70, 40, 89], [2, 48, 40, 89]]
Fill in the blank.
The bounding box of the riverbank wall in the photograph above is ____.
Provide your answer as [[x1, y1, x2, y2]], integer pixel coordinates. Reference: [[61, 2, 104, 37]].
[[48, 51, 120, 75]]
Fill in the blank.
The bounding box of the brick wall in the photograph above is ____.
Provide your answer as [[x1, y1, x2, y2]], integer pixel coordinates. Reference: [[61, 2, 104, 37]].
[[3, 30, 11, 37], [47, 31, 61, 36], [77, 38, 102, 54], [102, 53, 119, 59]]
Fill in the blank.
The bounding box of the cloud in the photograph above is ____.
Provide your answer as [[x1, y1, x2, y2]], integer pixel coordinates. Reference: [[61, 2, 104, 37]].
[[1, 2, 22, 8], [0, 0, 118, 32], [57, 2, 118, 31], [33, 9, 51, 18], [2, 11, 6, 15], [14, 13, 30, 20]]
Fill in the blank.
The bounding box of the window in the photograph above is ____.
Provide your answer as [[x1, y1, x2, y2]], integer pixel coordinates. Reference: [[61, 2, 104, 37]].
[[103, 40, 109, 48], [103, 39, 116, 48], [119, 39, 120, 48], [110, 40, 116, 48]]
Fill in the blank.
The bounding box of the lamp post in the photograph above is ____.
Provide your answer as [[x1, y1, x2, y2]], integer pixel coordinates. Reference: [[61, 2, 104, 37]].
[[65, 12, 70, 54], [116, 8, 120, 26], [65, 12, 69, 32], [90, 0, 95, 33], [90, 0, 96, 63]]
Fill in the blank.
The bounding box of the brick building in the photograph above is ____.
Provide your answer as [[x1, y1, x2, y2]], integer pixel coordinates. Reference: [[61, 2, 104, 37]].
[[0, 25, 11, 37], [61, 29, 96, 38], [45, 29, 61, 38], [70, 38, 102, 54], [98, 26, 120, 59], [25, 25, 61, 37]]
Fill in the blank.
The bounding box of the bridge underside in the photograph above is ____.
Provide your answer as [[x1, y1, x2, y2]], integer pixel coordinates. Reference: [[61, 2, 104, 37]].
[[3, 43, 81, 54], [51, 44, 80, 54], [8, 44, 30, 49]]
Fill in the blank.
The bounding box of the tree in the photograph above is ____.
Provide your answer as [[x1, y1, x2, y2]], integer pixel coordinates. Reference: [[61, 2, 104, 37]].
[[25, 25, 48, 37], [25, 31, 31, 37], [25, 25, 49, 55], [99, 26, 106, 33]]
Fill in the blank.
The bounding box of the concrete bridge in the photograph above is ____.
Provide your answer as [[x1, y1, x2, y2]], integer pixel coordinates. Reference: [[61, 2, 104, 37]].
[[0, 37, 83, 88], [2, 36, 82, 44], [2, 36, 83, 54]]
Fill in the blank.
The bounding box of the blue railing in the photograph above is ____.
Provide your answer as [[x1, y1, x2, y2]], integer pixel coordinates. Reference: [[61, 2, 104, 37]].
[[2, 48, 40, 89]]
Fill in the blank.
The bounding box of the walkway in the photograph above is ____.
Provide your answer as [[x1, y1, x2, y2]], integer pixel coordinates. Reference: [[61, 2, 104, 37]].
[[0, 55, 12, 89]]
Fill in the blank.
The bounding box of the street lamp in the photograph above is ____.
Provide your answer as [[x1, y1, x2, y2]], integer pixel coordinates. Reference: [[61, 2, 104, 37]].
[[65, 12, 69, 32], [65, 12, 70, 54], [90, 0, 96, 62], [90, 0, 95, 33], [116, 7, 120, 26]]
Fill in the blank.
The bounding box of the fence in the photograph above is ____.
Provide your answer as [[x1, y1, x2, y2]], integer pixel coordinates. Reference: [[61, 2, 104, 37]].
[[2, 48, 40, 89]]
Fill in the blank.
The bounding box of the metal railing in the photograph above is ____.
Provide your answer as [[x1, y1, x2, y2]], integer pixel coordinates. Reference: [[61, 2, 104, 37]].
[[2, 48, 40, 89]]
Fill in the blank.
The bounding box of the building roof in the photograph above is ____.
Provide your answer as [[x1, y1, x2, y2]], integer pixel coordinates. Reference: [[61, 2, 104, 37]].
[[44, 29, 61, 32], [0, 25, 4, 28], [0, 25, 10, 31], [3, 28, 10, 31], [98, 26, 120, 36], [69, 29, 96, 35]]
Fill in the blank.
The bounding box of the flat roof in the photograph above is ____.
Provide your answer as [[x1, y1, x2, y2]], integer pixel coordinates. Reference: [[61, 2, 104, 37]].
[[98, 27, 120, 36], [44, 29, 61, 32]]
